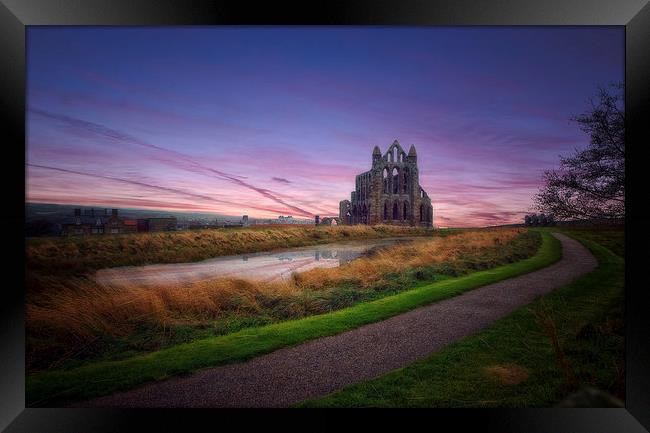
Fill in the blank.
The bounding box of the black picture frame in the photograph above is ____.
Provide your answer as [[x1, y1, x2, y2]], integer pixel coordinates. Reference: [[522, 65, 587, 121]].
[[2, 0, 649, 431]]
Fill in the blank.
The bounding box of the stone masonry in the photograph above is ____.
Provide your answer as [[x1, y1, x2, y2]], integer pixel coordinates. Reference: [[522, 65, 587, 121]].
[[339, 140, 433, 227]]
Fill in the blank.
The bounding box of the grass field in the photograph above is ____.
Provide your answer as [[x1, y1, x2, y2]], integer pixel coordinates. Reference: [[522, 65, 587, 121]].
[[299, 227, 624, 407], [26, 227, 535, 372], [26, 229, 560, 406]]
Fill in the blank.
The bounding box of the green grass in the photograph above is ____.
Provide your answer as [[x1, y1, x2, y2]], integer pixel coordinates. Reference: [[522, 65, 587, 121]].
[[558, 227, 624, 257], [299, 230, 624, 407], [26, 230, 561, 406]]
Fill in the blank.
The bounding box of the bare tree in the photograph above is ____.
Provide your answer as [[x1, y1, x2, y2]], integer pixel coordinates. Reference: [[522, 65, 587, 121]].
[[535, 83, 624, 221]]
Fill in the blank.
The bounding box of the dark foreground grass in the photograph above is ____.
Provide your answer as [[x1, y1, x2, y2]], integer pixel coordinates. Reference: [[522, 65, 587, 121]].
[[26, 231, 560, 406], [299, 231, 623, 407]]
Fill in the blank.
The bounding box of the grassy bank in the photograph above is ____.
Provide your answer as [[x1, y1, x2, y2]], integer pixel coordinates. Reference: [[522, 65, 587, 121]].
[[300, 228, 623, 407], [26, 230, 560, 406], [26, 224, 436, 369], [27, 229, 534, 372], [26, 224, 435, 277], [28, 228, 533, 372]]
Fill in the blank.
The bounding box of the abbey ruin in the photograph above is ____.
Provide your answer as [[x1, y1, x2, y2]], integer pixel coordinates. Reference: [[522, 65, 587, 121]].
[[339, 140, 433, 227]]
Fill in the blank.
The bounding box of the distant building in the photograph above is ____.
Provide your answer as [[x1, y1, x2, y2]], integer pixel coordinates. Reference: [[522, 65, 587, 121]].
[[315, 215, 320, 225], [278, 215, 294, 224], [122, 219, 138, 233], [105, 209, 127, 234], [61, 208, 177, 235], [144, 217, 178, 232], [137, 219, 150, 232], [318, 217, 340, 226], [100, 209, 139, 234], [242, 215, 249, 227], [61, 208, 108, 235]]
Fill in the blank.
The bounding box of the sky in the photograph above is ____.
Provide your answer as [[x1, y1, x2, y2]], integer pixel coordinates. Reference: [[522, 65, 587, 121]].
[[26, 26, 624, 227]]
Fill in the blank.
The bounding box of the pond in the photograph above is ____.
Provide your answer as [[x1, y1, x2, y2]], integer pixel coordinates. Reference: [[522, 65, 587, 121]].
[[94, 236, 424, 288]]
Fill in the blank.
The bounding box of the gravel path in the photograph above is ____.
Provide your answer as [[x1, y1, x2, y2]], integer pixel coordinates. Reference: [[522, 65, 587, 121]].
[[78, 233, 597, 408]]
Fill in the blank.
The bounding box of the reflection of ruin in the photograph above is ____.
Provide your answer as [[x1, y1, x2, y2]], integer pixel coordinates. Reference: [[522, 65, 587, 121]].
[[315, 248, 358, 265], [339, 140, 433, 227], [320, 250, 338, 259], [275, 249, 356, 264]]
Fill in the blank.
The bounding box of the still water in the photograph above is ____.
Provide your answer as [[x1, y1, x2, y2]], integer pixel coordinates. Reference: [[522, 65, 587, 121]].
[[95, 237, 423, 287]]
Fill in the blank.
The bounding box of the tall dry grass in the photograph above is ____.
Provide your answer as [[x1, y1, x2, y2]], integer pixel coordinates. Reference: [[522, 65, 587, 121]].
[[290, 228, 521, 290], [27, 228, 526, 358], [26, 224, 433, 277]]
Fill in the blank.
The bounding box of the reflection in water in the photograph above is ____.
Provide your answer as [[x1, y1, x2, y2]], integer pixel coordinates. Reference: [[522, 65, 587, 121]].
[[95, 237, 421, 288]]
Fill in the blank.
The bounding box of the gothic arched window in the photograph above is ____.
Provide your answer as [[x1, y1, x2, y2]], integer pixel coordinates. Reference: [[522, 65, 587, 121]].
[[392, 167, 399, 194], [383, 167, 389, 193]]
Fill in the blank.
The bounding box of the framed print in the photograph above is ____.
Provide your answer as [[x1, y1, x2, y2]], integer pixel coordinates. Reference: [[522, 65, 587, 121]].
[[1, 0, 649, 431]]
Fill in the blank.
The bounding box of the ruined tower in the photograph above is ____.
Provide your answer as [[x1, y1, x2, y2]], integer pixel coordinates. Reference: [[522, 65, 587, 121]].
[[339, 140, 433, 227]]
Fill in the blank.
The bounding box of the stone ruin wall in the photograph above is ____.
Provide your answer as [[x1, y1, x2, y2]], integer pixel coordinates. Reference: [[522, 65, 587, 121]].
[[339, 140, 433, 228]]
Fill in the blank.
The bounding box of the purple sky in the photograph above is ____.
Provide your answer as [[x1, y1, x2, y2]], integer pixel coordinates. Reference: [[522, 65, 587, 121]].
[[26, 27, 624, 227]]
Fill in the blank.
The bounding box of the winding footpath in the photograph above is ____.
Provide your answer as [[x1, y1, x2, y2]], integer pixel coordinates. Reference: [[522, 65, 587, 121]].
[[78, 233, 597, 408]]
